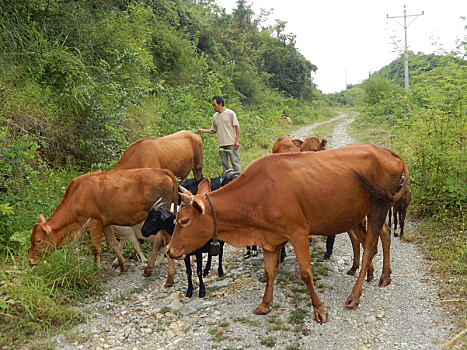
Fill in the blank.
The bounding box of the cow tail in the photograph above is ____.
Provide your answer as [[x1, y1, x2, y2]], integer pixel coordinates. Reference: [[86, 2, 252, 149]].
[[353, 170, 393, 205], [391, 155, 409, 203], [168, 170, 179, 212]]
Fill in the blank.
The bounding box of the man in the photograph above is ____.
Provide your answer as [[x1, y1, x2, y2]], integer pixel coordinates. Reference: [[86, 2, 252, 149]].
[[197, 96, 241, 172]]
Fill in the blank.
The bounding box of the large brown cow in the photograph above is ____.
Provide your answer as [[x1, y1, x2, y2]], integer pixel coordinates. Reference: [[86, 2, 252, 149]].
[[167, 144, 408, 323], [111, 130, 203, 181], [28, 168, 178, 285], [271, 136, 327, 153]]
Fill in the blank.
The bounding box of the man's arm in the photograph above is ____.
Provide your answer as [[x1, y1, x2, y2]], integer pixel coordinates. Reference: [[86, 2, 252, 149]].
[[234, 125, 240, 150], [196, 128, 216, 134]]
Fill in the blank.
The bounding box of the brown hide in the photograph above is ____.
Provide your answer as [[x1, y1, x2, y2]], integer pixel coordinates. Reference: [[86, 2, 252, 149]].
[[272, 136, 327, 153], [29, 168, 178, 277], [112, 130, 203, 180], [169, 144, 408, 323], [271, 136, 302, 153]]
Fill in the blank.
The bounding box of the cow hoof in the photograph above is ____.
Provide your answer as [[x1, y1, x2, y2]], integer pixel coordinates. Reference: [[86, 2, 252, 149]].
[[258, 275, 267, 283], [378, 277, 392, 287], [164, 279, 174, 288], [345, 296, 360, 308], [314, 307, 328, 323], [120, 264, 129, 273], [186, 291, 193, 298], [199, 291, 206, 298], [323, 253, 331, 260], [253, 306, 270, 315], [346, 269, 356, 276], [142, 269, 152, 277], [366, 275, 374, 282]]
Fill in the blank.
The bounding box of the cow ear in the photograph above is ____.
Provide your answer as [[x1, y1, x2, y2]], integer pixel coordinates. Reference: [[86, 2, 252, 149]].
[[321, 139, 327, 148], [291, 138, 304, 148], [198, 178, 211, 195], [192, 197, 205, 214], [38, 214, 46, 223], [40, 223, 52, 234]]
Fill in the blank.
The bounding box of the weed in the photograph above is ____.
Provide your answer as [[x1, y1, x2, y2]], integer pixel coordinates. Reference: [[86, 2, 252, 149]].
[[289, 308, 307, 324], [233, 317, 259, 327], [260, 336, 276, 347]]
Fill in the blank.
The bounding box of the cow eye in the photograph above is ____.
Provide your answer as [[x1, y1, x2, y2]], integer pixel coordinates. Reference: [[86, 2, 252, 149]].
[[180, 218, 190, 226], [35, 239, 42, 244]]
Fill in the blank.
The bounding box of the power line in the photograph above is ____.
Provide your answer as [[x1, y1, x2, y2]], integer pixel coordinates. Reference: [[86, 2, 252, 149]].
[[387, 5, 424, 91]]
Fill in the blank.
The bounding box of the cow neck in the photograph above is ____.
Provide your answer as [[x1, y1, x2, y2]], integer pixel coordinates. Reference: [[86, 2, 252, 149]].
[[205, 192, 218, 243]]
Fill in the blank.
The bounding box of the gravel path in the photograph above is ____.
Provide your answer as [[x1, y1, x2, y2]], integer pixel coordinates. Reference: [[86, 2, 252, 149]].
[[48, 113, 456, 350]]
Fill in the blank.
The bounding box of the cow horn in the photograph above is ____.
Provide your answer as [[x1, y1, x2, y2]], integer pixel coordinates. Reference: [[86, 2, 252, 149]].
[[179, 185, 189, 193], [179, 192, 193, 205], [153, 198, 166, 210]]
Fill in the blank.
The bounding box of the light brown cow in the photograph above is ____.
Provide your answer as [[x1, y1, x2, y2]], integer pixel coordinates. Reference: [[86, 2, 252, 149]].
[[111, 130, 203, 181], [28, 168, 178, 285], [167, 144, 408, 323], [272, 136, 327, 154], [389, 186, 411, 238]]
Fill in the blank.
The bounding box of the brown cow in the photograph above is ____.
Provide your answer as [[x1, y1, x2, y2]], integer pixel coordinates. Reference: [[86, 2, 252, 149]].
[[28, 168, 178, 285], [112, 130, 203, 181], [271, 136, 327, 153], [389, 186, 411, 238], [167, 144, 408, 323]]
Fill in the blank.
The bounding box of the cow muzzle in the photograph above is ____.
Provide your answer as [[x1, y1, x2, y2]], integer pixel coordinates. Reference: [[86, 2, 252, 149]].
[[165, 246, 184, 260]]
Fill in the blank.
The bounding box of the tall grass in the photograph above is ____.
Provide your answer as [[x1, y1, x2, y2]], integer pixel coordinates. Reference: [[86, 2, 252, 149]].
[[0, 235, 102, 347]]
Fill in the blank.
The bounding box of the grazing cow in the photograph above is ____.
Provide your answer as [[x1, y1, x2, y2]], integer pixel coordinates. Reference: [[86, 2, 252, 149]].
[[28, 168, 178, 285], [389, 186, 411, 238], [167, 144, 408, 323], [112, 130, 203, 181], [141, 202, 224, 298], [272, 136, 327, 154]]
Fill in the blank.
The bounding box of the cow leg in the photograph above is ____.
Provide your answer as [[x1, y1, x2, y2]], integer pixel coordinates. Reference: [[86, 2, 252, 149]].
[[323, 235, 335, 259], [112, 237, 127, 267], [184, 255, 194, 298], [292, 238, 328, 323], [346, 208, 387, 308], [217, 242, 224, 277], [393, 206, 399, 237], [103, 226, 128, 273], [89, 221, 103, 270], [196, 252, 206, 298], [143, 233, 164, 277], [346, 229, 360, 276], [126, 232, 148, 267], [253, 248, 281, 315], [399, 209, 407, 238], [203, 251, 212, 277], [378, 222, 392, 287]]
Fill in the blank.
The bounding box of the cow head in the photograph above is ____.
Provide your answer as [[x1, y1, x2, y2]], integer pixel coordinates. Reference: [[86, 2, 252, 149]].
[[28, 214, 56, 265], [300, 137, 327, 152], [28, 215, 89, 265], [141, 199, 175, 237], [167, 178, 213, 259]]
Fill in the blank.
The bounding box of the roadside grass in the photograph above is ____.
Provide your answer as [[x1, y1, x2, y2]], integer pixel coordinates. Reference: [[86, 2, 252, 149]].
[[0, 235, 102, 348], [350, 112, 466, 347], [414, 220, 466, 322]]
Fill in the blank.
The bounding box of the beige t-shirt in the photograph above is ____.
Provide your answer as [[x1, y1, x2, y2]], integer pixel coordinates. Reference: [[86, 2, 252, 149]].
[[211, 108, 239, 147]]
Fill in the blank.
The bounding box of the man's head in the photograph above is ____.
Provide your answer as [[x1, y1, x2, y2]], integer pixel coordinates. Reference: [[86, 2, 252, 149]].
[[212, 96, 225, 113]]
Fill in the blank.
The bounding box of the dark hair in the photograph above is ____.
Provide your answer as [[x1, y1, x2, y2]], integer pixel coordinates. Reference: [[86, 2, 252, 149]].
[[212, 96, 224, 106]]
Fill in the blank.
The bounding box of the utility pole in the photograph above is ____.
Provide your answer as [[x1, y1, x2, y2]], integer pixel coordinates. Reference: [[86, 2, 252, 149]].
[[387, 5, 424, 91]]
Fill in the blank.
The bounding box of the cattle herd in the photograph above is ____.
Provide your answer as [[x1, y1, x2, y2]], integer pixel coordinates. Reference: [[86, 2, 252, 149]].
[[28, 129, 411, 323]]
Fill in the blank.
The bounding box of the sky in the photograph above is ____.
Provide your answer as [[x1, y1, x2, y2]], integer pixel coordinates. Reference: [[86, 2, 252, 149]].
[[215, 0, 466, 93]]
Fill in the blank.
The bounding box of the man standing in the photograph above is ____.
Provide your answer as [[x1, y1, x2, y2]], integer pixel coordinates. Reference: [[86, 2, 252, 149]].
[[197, 96, 241, 172]]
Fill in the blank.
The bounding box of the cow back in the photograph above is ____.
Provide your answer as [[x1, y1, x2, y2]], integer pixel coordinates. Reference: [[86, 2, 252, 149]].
[[112, 130, 203, 180]]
